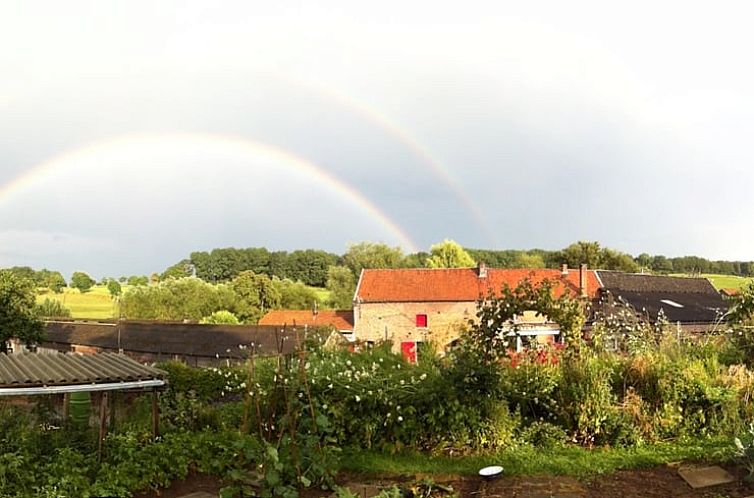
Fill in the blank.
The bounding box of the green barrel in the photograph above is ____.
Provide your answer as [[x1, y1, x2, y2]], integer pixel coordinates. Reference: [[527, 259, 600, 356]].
[[69, 392, 91, 425]]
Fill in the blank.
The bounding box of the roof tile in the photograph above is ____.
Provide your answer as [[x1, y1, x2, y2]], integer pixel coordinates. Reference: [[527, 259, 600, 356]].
[[356, 267, 600, 302]]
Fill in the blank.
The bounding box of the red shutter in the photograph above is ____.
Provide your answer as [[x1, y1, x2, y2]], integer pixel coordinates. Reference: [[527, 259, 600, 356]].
[[416, 314, 427, 327]]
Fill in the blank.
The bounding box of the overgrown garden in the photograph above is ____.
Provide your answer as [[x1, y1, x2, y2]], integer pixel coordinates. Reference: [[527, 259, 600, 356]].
[[4, 279, 754, 497]]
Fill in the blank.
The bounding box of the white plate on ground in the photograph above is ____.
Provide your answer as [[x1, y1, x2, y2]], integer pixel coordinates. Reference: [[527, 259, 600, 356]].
[[479, 465, 504, 478]]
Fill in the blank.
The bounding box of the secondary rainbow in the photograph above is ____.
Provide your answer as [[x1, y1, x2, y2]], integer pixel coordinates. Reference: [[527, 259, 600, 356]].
[[285, 76, 497, 245]]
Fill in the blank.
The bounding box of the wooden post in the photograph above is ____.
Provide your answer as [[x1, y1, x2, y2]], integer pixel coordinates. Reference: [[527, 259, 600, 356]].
[[151, 390, 160, 440], [98, 392, 108, 461], [109, 391, 116, 431], [62, 393, 70, 420]]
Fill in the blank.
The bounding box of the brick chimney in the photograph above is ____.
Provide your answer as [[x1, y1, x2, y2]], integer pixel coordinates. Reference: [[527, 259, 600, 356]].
[[560, 263, 568, 276], [477, 261, 488, 278], [579, 264, 588, 298]]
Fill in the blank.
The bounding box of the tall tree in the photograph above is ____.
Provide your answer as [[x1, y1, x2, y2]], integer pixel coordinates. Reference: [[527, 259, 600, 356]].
[[343, 242, 404, 276], [0, 271, 44, 353], [274, 278, 320, 310], [559, 241, 603, 269], [230, 271, 281, 323], [326, 266, 356, 309], [106, 279, 122, 297], [120, 277, 236, 321], [426, 239, 476, 268], [70, 271, 95, 293]]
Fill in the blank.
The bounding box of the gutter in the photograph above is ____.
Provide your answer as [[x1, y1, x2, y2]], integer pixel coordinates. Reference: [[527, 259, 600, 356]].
[[0, 379, 166, 397]]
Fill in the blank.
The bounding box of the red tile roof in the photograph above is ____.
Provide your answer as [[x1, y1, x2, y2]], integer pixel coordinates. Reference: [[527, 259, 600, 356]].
[[355, 267, 600, 303], [720, 288, 740, 297], [258, 310, 354, 331]]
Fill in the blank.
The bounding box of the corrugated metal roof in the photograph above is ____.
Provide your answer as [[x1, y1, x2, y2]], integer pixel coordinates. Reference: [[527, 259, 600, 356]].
[[0, 353, 166, 389]]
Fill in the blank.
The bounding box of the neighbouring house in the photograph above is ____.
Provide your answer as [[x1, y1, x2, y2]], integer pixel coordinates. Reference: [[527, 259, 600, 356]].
[[720, 287, 740, 298], [258, 309, 354, 338], [30, 320, 345, 366], [594, 271, 729, 334], [352, 263, 600, 356]]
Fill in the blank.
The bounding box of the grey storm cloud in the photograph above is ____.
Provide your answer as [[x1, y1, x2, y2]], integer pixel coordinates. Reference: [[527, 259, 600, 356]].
[[2, 0, 754, 277]]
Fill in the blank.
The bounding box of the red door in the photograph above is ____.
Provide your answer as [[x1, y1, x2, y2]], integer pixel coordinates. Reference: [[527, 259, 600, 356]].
[[401, 341, 417, 364]]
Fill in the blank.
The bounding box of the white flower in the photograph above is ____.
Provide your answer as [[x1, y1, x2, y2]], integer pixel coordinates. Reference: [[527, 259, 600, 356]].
[[397, 416, 403, 422], [355, 395, 361, 402]]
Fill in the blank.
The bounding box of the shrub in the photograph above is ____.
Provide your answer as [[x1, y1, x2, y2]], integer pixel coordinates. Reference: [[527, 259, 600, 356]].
[[555, 354, 617, 445], [521, 421, 567, 448], [34, 297, 72, 319]]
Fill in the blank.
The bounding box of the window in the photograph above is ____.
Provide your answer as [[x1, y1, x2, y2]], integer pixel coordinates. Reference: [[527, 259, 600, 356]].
[[415, 314, 428, 327]]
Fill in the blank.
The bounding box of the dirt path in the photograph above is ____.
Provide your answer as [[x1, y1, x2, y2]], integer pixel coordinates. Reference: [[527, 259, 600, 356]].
[[135, 464, 754, 498]]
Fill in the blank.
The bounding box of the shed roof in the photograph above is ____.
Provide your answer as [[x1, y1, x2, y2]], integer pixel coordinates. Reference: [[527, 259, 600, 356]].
[[0, 353, 166, 395], [43, 321, 327, 358]]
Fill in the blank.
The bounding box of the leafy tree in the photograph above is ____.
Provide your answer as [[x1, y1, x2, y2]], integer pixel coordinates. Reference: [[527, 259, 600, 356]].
[[70, 271, 95, 293], [0, 271, 45, 353], [274, 279, 320, 310], [161, 259, 194, 280], [466, 277, 586, 363], [230, 271, 281, 323], [343, 242, 404, 277], [600, 248, 640, 272], [106, 279, 122, 297], [513, 252, 546, 268], [120, 277, 237, 321], [37, 269, 66, 293], [559, 241, 603, 269], [127, 275, 149, 286], [636, 253, 652, 270], [5, 266, 36, 282], [326, 266, 356, 309], [34, 298, 71, 319], [402, 252, 430, 268], [286, 250, 338, 286], [426, 239, 476, 268], [199, 310, 240, 325]]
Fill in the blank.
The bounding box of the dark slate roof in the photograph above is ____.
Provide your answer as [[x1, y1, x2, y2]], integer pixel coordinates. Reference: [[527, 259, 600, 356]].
[[596, 271, 728, 323], [43, 321, 324, 358], [0, 352, 165, 389]]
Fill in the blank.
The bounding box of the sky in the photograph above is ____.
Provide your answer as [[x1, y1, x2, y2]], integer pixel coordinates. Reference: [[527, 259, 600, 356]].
[[2, 1, 754, 278]]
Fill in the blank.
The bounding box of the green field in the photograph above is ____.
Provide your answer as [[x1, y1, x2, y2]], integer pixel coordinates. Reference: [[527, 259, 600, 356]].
[[671, 273, 752, 291], [37, 283, 332, 320], [36, 285, 118, 319]]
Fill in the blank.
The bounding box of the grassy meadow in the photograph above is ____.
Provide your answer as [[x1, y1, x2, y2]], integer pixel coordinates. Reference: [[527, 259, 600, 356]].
[[671, 273, 753, 290], [36, 285, 119, 319], [36, 282, 333, 320]]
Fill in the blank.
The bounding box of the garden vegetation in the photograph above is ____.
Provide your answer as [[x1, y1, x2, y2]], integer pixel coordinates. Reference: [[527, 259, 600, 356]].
[[4, 278, 754, 496]]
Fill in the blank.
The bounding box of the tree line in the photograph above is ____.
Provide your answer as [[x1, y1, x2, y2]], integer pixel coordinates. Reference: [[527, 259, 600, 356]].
[[163, 240, 754, 285]]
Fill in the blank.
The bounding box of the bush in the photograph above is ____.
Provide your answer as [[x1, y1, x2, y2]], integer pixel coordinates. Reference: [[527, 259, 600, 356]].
[[158, 361, 245, 402], [34, 297, 72, 319], [521, 421, 567, 448]]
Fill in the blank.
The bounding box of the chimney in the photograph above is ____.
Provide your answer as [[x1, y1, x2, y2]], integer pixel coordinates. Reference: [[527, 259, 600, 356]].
[[560, 263, 568, 276], [579, 264, 588, 298], [477, 261, 488, 278]]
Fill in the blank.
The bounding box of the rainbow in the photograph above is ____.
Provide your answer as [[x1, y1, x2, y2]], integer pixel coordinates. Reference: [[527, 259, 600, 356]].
[[0, 133, 419, 252], [285, 76, 497, 244]]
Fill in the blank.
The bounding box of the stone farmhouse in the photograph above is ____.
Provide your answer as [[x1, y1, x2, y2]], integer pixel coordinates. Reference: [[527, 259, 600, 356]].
[[351, 263, 600, 355]]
